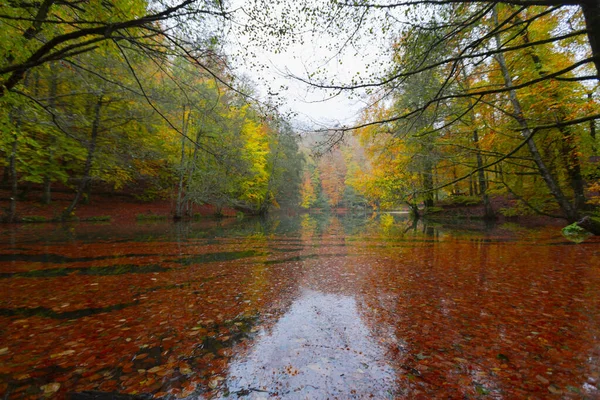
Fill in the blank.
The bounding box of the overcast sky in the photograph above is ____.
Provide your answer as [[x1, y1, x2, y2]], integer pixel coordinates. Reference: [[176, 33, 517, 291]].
[[226, 1, 394, 130]]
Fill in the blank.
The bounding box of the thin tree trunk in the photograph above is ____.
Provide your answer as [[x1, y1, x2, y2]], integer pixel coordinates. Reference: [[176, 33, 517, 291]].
[[62, 96, 103, 220], [42, 178, 52, 204], [42, 64, 58, 204], [590, 93, 598, 155], [473, 129, 495, 219], [23, 0, 55, 39], [460, 62, 495, 219], [517, 18, 586, 210], [183, 120, 206, 216], [407, 201, 420, 219], [7, 134, 18, 223], [422, 143, 434, 208], [469, 174, 474, 196], [493, 7, 578, 222], [2, 161, 10, 185], [82, 181, 92, 204], [175, 105, 189, 220]]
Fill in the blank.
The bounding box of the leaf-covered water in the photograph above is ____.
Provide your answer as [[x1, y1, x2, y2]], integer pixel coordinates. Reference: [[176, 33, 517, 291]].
[[1, 214, 599, 399]]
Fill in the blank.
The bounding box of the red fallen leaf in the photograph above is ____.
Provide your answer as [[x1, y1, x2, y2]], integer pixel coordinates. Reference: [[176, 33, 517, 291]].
[[142, 377, 156, 386], [87, 373, 103, 381], [156, 369, 172, 377], [50, 350, 76, 359], [536, 374, 550, 385], [99, 380, 118, 391]]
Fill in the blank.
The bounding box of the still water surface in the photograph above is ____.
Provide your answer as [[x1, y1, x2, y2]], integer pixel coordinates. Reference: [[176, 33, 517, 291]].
[[1, 213, 599, 399]]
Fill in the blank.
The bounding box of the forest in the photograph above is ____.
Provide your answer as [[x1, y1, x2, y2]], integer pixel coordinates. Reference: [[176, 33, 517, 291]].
[[295, 1, 600, 229], [1, 0, 600, 228], [3, 2, 600, 399], [0, 0, 304, 223]]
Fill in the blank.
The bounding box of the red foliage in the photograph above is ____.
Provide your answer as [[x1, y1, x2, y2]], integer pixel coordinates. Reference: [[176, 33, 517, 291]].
[[0, 220, 599, 398]]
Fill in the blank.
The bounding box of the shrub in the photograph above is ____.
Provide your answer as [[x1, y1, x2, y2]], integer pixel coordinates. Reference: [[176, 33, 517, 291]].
[[136, 213, 167, 221], [22, 216, 47, 223], [83, 216, 111, 222], [442, 195, 482, 206]]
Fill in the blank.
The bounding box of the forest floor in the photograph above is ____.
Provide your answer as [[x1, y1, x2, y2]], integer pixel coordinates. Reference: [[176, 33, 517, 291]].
[[0, 188, 237, 224]]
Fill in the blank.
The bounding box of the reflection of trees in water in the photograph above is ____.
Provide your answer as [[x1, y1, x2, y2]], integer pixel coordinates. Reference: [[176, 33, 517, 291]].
[[3, 212, 509, 246], [3, 214, 600, 397]]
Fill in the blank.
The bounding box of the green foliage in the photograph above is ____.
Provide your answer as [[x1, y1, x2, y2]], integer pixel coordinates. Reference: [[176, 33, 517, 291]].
[[562, 222, 592, 243], [0, 6, 303, 219], [498, 207, 520, 218], [562, 222, 586, 235], [21, 216, 47, 223], [83, 216, 111, 222], [136, 213, 168, 221], [441, 196, 482, 207]]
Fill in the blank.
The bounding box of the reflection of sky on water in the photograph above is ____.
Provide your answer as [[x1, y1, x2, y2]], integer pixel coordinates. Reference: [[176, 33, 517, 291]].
[[223, 289, 397, 399]]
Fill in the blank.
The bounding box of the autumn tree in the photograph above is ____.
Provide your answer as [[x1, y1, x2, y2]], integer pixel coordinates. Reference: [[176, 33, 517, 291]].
[[318, 148, 348, 208], [260, 0, 600, 221]]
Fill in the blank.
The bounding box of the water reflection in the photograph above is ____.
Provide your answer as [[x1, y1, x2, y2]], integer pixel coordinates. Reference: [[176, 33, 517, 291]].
[[2, 212, 599, 399], [0, 211, 512, 246], [224, 289, 396, 399]]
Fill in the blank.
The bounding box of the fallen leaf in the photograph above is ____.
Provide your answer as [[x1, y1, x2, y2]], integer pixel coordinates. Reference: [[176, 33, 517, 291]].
[[548, 385, 562, 394], [41, 382, 60, 395], [536, 375, 550, 385]]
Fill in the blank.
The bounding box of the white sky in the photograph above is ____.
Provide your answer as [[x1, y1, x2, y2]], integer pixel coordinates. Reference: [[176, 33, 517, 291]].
[[226, 1, 394, 130]]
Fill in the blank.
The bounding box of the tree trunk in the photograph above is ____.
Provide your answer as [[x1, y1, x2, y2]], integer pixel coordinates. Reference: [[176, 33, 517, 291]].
[[590, 93, 598, 155], [581, 0, 600, 80], [42, 66, 59, 205], [62, 96, 103, 220], [469, 174, 474, 196], [493, 6, 579, 222], [7, 134, 18, 223], [82, 181, 92, 204], [42, 177, 52, 204], [23, 0, 56, 39], [180, 122, 205, 218], [473, 129, 495, 219], [460, 62, 495, 219], [1, 164, 10, 186], [407, 201, 420, 219], [517, 18, 586, 210], [174, 105, 190, 220], [422, 143, 435, 208]]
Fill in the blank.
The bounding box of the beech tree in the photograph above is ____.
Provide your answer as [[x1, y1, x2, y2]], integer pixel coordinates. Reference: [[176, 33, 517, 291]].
[[1, 1, 305, 221], [258, 0, 600, 220], [0, 0, 230, 97]]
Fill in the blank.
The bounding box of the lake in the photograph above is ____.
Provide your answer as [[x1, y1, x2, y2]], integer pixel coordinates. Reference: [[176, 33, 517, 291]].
[[1, 213, 599, 399]]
